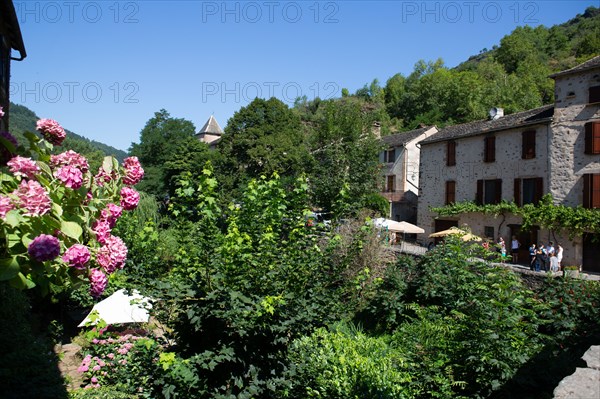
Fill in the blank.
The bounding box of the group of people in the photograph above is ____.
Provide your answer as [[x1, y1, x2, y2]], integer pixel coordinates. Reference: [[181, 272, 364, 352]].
[[529, 241, 563, 272], [496, 236, 564, 272]]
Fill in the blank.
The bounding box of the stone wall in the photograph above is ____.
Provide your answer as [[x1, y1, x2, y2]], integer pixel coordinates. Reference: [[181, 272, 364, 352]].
[[550, 72, 600, 207]]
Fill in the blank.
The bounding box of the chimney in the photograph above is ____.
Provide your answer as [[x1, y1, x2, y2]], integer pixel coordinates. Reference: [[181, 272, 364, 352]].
[[489, 107, 504, 120], [372, 121, 381, 138]]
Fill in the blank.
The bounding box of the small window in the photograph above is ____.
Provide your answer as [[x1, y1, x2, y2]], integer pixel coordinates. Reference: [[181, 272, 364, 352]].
[[445, 181, 456, 205], [386, 175, 395, 192], [476, 179, 502, 205], [385, 149, 396, 163], [585, 122, 600, 155], [484, 136, 496, 163], [589, 86, 600, 104], [522, 130, 536, 159], [446, 140, 456, 166], [583, 174, 600, 209]]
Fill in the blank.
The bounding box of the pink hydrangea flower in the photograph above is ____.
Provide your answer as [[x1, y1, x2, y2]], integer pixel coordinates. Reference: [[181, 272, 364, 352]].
[[100, 203, 123, 228], [7, 156, 41, 178], [89, 269, 108, 297], [28, 234, 61, 262], [0, 195, 14, 219], [96, 235, 128, 274], [0, 131, 18, 165], [94, 167, 114, 187], [0, 106, 4, 118], [36, 118, 66, 145], [62, 244, 91, 269], [12, 180, 51, 216], [122, 156, 144, 185], [54, 165, 84, 189], [50, 150, 89, 173], [92, 219, 111, 245], [120, 187, 140, 210]]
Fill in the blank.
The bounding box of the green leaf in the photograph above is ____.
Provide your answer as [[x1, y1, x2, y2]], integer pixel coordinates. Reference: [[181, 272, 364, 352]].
[[0, 257, 20, 281], [102, 156, 115, 173], [9, 272, 35, 290], [38, 161, 52, 176], [52, 203, 63, 217], [4, 210, 24, 228], [61, 220, 83, 240]]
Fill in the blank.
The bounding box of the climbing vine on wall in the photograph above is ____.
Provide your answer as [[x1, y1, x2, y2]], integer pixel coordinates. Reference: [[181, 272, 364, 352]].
[[432, 194, 600, 238]]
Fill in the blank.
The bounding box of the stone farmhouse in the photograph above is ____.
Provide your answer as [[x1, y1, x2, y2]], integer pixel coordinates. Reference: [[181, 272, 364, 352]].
[[0, 0, 27, 131], [379, 126, 437, 224], [417, 55, 600, 271]]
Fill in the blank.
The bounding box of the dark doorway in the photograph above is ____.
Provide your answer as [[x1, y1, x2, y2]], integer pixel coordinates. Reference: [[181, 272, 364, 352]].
[[583, 234, 600, 273], [509, 224, 538, 266], [433, 219, 458, 245]]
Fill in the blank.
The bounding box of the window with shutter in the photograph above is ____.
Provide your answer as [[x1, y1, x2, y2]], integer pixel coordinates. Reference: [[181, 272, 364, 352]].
[[522, 130, 536, 159], [447, 140, 456, 166], [445, 181, 456, 205], [585, 122, 600, 155], [478, 179, 502, 205], [484, 136, 496, 163], [583, 174, 600, 209], [515, 178, 544, 206]]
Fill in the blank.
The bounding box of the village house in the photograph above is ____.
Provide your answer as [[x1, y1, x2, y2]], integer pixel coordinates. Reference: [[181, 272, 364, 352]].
[[0, 0, 27, 131], [417, 55, 600, 271], [379, 126, 437, 224]]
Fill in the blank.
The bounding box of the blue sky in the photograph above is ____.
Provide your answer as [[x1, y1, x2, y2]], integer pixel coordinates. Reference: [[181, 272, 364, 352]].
[[10, 0, 598, 151]]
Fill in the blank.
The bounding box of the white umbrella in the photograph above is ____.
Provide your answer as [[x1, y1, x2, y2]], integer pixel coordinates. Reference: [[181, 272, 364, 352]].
[[396, 221, 425, 234], [78, 289, 152, 327], [373, 218, 424, 234]]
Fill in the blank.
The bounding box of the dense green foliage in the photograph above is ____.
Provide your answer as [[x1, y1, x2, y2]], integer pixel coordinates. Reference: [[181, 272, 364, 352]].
[[9, 7, 600, 399]]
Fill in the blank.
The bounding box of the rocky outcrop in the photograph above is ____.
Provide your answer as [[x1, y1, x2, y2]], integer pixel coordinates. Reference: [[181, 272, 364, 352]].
[[554, 346, 600, 399]]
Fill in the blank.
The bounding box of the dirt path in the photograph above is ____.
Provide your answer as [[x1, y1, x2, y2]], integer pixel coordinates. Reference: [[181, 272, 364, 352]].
[[55, 343, 84, 390]]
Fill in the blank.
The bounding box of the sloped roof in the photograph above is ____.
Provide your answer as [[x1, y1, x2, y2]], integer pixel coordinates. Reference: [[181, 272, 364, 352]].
[[421, 105, 554, 145], [197, 115, 224, 136], [382, 126, 433, 147], [0, 0, 26, 60], [549, 55, 600, 78]]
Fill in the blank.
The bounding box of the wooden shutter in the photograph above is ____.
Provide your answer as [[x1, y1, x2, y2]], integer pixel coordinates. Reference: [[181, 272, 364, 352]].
[[446, 181, 456, 205], [447, 141, 456, 166], [585, 122, 600, 155], [476, 180, 483, 205], [514, 178, 521, 206], [584, 174, 591, 208], [494, 179, 502, 204], [534, 177, 544, 204], [522, 130, 536, 159], [484, 136, 496, 162], [593, 174, 600, 209]]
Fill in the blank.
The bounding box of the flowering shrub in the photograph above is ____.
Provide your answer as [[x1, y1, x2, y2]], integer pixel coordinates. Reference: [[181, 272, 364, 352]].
[[0, 109, 144, 297], [76, 329, 160, 394]]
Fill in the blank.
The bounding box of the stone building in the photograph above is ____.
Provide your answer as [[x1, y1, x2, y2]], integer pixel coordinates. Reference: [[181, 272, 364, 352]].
[[417, 55, 600, 271], [0, 0, 27, 131], [380, 126, 437, 223], [195, 115, 224, 147]]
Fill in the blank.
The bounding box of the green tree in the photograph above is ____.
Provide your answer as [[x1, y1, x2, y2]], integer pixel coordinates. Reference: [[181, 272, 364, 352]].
[[216, 97, 311, 198], [129, 109, 197, 197], [309, 98, 384, 216]]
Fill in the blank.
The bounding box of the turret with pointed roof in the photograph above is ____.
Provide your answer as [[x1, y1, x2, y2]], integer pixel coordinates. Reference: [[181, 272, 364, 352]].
[[195, 115, 224, 145]]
